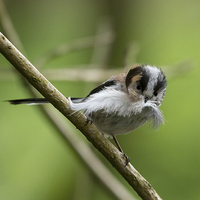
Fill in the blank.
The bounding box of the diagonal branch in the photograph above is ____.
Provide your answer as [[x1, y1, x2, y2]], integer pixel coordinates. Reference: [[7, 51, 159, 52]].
[[27, 84, 136, 200], [0, 2, 136, 198], [0, 32, 162, 200]]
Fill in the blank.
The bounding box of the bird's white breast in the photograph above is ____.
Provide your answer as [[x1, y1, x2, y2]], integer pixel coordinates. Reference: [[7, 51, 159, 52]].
[[69, 86, 163, 136]]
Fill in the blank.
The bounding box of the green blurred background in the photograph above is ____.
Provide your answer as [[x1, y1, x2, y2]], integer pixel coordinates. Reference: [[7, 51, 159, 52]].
[[1, 0, 200, 199]]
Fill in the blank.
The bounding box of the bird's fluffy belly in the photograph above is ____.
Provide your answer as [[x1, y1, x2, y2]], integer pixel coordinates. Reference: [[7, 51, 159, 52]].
[[69, 89, 164, 135], [89, 107, 152, 136]]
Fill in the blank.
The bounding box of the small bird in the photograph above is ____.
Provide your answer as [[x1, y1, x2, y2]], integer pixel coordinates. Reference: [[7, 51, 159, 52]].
[[8, 64, 167, 165]]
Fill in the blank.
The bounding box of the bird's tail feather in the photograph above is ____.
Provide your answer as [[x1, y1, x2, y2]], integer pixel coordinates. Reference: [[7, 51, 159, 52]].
[[6, 97, 83, 105], [7, 98, 49, 105]]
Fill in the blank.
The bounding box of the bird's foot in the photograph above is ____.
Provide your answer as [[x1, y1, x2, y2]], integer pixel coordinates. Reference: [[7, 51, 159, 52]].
[[85, 117, 93, 126], [123, 153, 130, 166]]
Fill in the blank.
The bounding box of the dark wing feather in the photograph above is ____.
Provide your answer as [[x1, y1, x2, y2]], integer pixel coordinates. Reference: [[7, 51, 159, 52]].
[[86, 80, 116, 98]]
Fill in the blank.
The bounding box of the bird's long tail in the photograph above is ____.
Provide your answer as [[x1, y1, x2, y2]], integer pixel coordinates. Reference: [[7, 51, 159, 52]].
[[7, 98, 49, 105], [7, 98, 83, 105]]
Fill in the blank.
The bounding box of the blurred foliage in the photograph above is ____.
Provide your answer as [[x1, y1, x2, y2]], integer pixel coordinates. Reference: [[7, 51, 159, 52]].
[[1, 0, 200, 200]]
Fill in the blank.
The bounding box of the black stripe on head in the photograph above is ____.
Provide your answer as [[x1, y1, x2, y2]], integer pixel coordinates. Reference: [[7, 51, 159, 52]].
[[125, 64, 142, 89], [138, 66, 150, 92], [153, 70, 167, 95], [86, 80, 116, 97]]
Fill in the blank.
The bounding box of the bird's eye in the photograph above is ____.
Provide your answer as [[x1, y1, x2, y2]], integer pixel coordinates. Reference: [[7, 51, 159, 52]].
[[136, 83, 141, 90], [154, 91, 158, 96]]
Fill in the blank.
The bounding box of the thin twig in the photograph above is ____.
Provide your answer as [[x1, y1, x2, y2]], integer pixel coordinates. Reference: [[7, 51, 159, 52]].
[[41, 67, 121, 82], [0, 62, 195, 82], [0, 32, 162, 200], [90, 17, 115, 67], [161, 60, 195, 79], [123, 42, 140, 70], [0, 0, 26, 53], [34, 32, 114, 68]]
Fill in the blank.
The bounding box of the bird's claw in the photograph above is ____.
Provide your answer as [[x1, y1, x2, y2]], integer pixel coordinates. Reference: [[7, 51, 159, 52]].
[[85, 117, 93, 126], [123, 153, 130, 166]]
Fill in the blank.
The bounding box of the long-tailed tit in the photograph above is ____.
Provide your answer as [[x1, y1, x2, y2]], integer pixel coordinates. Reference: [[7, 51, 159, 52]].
[[7, 64, 167, 165]]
